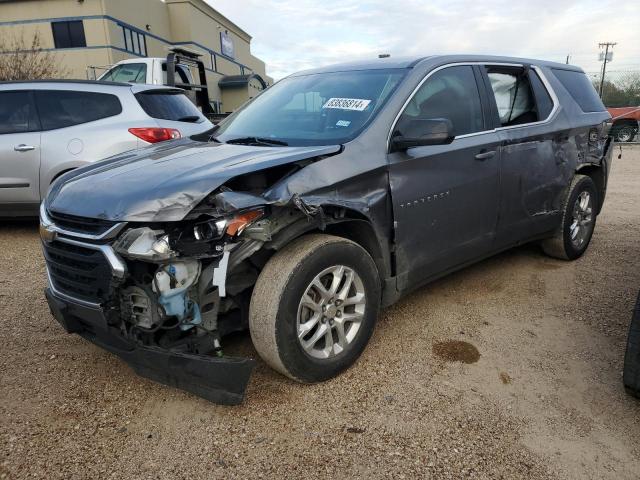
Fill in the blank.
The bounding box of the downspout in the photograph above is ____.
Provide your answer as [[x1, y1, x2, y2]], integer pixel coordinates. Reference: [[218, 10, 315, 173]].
[[99, 0, 113, 65]]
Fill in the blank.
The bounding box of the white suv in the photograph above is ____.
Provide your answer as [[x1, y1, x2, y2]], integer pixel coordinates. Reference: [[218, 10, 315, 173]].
[[0, 80, 213, 216]]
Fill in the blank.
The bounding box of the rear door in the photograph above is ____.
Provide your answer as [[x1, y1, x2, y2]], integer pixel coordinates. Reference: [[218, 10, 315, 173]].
[[0, 90, 42, 209], [35, 89, 131, 192], [479, 64, 565, 247], [388, 65, 501, 288]]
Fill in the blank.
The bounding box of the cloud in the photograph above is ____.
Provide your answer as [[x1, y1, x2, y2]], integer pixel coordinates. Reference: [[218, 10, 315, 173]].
[[208, 0, 640, 80]]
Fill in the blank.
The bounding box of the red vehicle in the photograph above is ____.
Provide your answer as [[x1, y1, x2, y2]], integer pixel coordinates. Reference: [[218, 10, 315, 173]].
[[608, 106, 640, 142]]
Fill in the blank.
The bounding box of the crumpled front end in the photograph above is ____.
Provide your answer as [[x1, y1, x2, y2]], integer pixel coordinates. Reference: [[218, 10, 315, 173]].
[[40, 202, 272, 404], [39, 138, 391, 404], [45, 288, 254, 404]]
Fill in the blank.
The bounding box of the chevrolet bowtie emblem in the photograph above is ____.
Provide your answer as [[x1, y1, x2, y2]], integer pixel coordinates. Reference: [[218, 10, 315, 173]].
[[39, 223, 57, 243]]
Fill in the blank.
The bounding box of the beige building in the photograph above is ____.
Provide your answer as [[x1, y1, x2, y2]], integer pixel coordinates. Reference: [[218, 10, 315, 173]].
[[0, 0, 273, 112]]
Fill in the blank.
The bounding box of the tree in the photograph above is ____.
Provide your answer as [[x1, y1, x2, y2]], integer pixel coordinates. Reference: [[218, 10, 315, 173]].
[[0, 31, 69, 81], [593, 72, 640, 107]]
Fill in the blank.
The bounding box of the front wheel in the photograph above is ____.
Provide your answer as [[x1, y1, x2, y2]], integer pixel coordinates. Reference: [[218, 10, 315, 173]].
[[542, 174, 598, 260], [249, 234, 381, 383]]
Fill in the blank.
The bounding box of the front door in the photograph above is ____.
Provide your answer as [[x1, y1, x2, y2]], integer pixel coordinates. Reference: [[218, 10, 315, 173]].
[[388, 65, 501, 288], [0, 90, 41, 212]]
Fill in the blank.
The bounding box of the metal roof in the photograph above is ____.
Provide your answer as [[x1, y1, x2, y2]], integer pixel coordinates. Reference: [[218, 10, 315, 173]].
[[289, 54, 584, 77]]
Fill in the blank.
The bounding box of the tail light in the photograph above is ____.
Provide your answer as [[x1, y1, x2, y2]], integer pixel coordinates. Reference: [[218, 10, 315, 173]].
[[128, 128, 181, 143]]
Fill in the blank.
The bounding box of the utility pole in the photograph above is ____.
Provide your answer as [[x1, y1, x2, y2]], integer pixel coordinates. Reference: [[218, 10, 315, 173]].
[[598, 42, 616, 98], [565, 54, 570, 65]]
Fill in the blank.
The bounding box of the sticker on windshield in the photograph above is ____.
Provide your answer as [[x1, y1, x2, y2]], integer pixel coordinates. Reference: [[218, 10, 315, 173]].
[[322, 98, 371, 111], [336, 120, 351, 127]]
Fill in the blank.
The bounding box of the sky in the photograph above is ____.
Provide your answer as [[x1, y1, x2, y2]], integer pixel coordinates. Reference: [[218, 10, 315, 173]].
[[208, 0, 640, 81]]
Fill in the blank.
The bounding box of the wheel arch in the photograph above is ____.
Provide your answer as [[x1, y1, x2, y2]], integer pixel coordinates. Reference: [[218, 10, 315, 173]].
[[265, 207, 391, 283], [611, 118, 639, 128], [576, 164, 606, 214]]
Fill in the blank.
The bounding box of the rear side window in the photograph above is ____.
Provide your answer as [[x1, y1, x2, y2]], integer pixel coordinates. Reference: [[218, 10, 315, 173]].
[[551, 69, 605, 112], [101, 63, 147, 83], [136, 91, 204, 123], [0, 91, 39, 134], [486, 67, 539, 126], [35, 91, 123, 130]]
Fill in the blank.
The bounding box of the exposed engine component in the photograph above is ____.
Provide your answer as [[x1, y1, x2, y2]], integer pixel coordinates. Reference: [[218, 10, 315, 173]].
[[152, 260, 202, 331], [120, 285, 162, 330], [198, 262, 221, 331]]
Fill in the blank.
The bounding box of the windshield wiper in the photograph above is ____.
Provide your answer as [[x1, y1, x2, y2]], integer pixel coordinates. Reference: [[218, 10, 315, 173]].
[[225, 136, 288, 147], [176, 115, 201, 123]]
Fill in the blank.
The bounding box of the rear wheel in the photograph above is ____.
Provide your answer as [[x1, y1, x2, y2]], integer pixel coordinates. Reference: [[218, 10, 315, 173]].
[[249, 234, 381, 382], [542, 174, 597, 260], [623, 291, 640, 398], [614, 125, 637, 143]]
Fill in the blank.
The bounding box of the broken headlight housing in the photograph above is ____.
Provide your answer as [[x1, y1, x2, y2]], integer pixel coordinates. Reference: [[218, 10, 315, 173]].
[[115, 209, 265, 261], [114, 227, 175, 261]]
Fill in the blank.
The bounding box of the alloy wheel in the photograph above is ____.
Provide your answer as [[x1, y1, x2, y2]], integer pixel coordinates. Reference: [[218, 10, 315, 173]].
[[569, 191, 593, 248], [296, 265, 366, 360]]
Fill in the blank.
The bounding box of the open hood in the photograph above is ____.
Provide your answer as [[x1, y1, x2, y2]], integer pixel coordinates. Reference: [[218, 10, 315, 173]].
[[46, 139, 341, 222]]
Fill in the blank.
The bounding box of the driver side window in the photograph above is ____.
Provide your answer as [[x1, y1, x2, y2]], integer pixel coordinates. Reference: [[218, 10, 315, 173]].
[[397, 65, 484, 137]]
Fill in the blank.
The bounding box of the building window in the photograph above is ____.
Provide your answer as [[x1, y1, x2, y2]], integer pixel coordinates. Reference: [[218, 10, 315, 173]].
[[51, 21, 86, 49], [121, 25, 147, 56]]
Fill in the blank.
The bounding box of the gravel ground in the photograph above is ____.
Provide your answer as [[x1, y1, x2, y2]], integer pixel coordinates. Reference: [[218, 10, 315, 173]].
[[1, 146, 640, 479]]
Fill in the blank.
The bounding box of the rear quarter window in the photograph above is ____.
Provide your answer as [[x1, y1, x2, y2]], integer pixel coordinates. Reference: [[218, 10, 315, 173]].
[[135, 90, 204, 123], [529, 70, 554, 119], [35, 90, 122, 130], [551, 69, 606, 113]]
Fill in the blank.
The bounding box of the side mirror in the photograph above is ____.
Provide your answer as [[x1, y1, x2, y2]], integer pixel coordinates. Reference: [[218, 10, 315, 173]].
[[391, 118, 454, 151]]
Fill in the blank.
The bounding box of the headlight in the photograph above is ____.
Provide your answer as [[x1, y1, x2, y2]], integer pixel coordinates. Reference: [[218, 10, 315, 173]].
[[193, 219, 227, 240], [193, 208, 264, 240], [114, 227, 175, 260], [115, 209, 265, 261]]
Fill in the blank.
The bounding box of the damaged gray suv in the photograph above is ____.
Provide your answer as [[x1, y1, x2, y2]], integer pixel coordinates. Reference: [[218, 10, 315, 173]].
[[41, 55, 613, 404]]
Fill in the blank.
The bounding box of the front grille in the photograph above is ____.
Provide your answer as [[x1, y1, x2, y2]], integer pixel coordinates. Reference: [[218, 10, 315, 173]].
[[48, 210, 117, 236], [43, 240, 113, 304]]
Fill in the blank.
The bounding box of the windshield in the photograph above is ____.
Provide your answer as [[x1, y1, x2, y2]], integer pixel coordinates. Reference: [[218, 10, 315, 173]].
[[100, 63, 147, 83], [213, 69, 406, 146]]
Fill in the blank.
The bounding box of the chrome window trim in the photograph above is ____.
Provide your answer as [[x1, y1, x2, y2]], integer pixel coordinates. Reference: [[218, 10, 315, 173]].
[[40, 203, 126, 241], [387, 62, 560, 148]]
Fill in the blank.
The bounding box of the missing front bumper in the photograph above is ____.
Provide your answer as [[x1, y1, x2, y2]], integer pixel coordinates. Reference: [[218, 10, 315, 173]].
[[45, 288, 255, 405]]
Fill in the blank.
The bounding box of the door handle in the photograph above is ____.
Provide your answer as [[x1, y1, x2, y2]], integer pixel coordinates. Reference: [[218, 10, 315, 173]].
[[474, 150, 496, 161], [14, 144, 36, 152]]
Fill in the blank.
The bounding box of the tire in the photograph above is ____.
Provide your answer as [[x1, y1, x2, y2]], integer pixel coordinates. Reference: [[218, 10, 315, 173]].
[[623, 291, 640, 398], [614, 125, 637, 143], [541, 174, 598, 260], [249, 233, 381, 383]]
